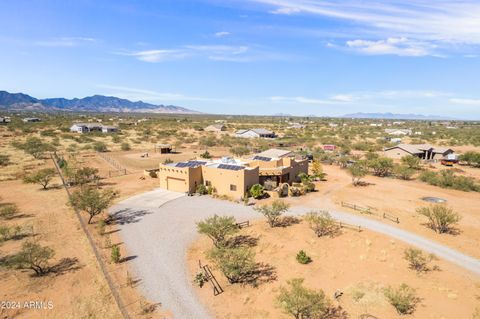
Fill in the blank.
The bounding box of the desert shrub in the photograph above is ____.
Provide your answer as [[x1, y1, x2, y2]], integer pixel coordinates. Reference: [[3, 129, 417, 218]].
[[419, 170, 479, 192], [196, 215, 238, 247], [417, 204, 460, 234], [194, 271, 208, 287], [97, 219, 106, 236], [394, 165, 415, 180], [289, 187, 305, 196], [230, 146, 250, 157], [404, 247, 436, 272], [401, 155, 421, 169], [121, 142, 131, 151], [6, 241, 55, 276], [93, 141, 108, 152], [149, 170, 157, 178], [0, 154, 10, 166], [196, 184, 208, 195], [249, 184, 264, 199], [163, 158, 173, 164], [111, 245, 121, 263], [208, 246, 256, 283], [296, 250, 312, 264], [69, 187, 117, 224], [23, 168, 56, 190], [0, 204, 19, 219], [384, 284, 419, 315], [276, 278, 330, 319], [200, 150, 212, 159], [0, 225, 23, 242], [254, 199, 290, 227], [459, 151, 480, 167], [111, 135, 121, 143], [304, 211, 339, 237], [368, 157, 394, 177]]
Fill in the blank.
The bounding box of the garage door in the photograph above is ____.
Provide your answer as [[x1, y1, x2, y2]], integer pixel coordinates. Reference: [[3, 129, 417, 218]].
[[167, 177, 187, 193]]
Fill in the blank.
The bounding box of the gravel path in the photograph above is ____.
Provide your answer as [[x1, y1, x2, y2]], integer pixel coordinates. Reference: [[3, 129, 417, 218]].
[[110, 189, 480, 319]]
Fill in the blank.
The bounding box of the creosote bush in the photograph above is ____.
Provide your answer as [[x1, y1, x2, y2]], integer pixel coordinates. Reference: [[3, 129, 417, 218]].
[[404, 247, 437, 273], [254, 199, 290, 227], [111, 245, 121, 263], [416, 204, 460, 234], [296, 250, 312, 264], [384, 283, 419, 315], [208, 246, 256, 284]]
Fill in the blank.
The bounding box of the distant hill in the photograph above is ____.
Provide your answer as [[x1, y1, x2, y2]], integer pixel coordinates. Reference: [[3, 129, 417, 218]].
[[0, 90, 199, 114], [341, 112, 455, 120]]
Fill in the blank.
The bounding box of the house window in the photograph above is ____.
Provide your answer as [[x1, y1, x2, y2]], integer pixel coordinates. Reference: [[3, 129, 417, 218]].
[[230, 184, 237, 191], [205, 180, 211, 186]]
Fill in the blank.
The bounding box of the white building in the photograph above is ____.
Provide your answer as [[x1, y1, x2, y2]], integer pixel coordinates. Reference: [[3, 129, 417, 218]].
[[70, 123, 118, 134], [235, 128, 275, 138], [385, 128, 412, 136]]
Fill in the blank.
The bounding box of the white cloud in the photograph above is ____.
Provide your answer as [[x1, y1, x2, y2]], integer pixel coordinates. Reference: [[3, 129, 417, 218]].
[[449, 98, 480, 106], [122, 49, 188, 62], [248, 0, 480, 54], [34, 37, 97, 47], [269, 96, 340, 104], [345, 37, 433, 56], [98, 84, 222, 103], [214, 31, 231, 38]]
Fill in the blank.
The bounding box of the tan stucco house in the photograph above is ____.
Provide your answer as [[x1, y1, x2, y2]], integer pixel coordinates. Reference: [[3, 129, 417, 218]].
[[158, 149, 308, 198]]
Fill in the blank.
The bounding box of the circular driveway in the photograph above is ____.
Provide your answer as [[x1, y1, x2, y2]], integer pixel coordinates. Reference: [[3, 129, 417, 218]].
[[110, 189, 480, 318]]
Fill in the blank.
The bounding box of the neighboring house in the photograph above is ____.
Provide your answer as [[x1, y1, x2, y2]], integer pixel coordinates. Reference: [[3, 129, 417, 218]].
[[370, 123, 383, 127], [385, 128, 412, 136], [0, 116, 11, 124], [22, 117, 41, 123], [204, 124, 227, 132], [253, 148, 294, 159], [70, 123, 118, 133], [328, 123, 338, 127], [235, 128, 275, 138], [158, 148, 308, 198], [384, 144, 454, 160], [390, 138, 402, 144]]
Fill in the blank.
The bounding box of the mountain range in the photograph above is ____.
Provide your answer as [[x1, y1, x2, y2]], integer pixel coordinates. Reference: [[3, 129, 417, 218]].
[[341, 112, 456, 120], [0, 90, 198, 114]]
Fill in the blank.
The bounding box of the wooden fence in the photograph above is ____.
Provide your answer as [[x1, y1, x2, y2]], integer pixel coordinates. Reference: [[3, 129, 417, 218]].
[[337, 221, 362, 232], [199, 260, 223, 296], [97, 152, 129, 177], [383, 212, 400, 224], [341, 201, 373, 214]]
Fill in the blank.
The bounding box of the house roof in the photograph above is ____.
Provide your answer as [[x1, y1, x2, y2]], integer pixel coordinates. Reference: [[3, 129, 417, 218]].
[[206, 124, 225, 130], [254, 148, 293, 159], [385, 144, 453, 154], [251, 128, 274, 135]]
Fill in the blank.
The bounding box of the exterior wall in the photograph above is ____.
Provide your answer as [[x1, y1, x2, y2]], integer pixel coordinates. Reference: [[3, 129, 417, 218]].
[[384, 148, 414, 159], [158, 165, 202, 193], [202, 166, 259, 199], [246, 158, 308, 184], [236, 131, 260, 138]]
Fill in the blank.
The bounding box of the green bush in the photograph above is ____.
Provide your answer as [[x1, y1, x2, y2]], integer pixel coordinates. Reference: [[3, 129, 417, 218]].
[[249, 184, 265, 199], [417, 204, 460, 234], [296, 250, 312, 264], [0, 204, 19, 219], [93, 141, 108, 152], [208, 246, 256, 284], [419, 170, 479, 192], [384, 284, 419, 315], [121, 142, 131, 151], [404, 247, 436, 272], [196, 184, 208, 195], [0, 154, 11, 166], [111, 245, 121, 263]]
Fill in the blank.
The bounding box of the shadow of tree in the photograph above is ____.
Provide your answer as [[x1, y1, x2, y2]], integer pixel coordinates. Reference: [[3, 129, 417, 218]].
[[109, 208, 152, 225], [121, 255, 137, 263], [276, 216, 301, 227], [226, 235, 259, 248], [51, 257, 82, 276], [241, 262, 277, 287]]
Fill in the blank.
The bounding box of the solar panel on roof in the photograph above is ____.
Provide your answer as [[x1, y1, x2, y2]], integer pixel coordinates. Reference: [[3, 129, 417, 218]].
[[218, 164, 244, 171], [176, 162, 188, 167], [253, 156, 271, 161]]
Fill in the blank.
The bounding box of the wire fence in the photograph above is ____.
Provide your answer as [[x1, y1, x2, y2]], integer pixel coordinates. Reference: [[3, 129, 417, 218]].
[[51, 153, 131, 319]]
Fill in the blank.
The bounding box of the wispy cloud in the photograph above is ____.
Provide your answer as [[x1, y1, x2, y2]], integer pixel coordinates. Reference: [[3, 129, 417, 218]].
[[118, 44, 285, 63], [269, 96, 340, 105], [34, 37, 97, 47], [98, 85, 224, 103], [248, 0, 480, 55], [214, 31, 231, 38], [345, 37, 435, 57]]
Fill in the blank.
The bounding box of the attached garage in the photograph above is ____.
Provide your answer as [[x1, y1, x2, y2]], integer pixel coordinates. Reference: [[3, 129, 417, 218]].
[[166, 177, 187, 193]]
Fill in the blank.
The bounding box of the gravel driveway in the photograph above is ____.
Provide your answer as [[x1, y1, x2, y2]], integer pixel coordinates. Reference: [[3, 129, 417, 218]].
[[110, 189, 480, 319]]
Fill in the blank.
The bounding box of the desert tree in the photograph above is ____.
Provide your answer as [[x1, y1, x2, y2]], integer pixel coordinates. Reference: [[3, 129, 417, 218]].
[[368, 157, 394, 177], [254, 199, 290, 227], [384, 283, 420, 315], [394, 165, 415, 180], [208, 246, 256, 284], [7, 241, 55, 276], [69, 187, 117, 224], [348, 162, 368, 186], [23, 168, 56, 190], [416, 204, 460, 234], [310, 161, 326, 180], [276, 278, 330, 319], [304, 211, 339, 237], [404, 247, 437, 273], [15, 137, 55, 159], [196, 214, 238, 247]]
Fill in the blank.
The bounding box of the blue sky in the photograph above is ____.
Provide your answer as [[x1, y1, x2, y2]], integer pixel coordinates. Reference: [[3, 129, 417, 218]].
[[1, 0, 480, 118]]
